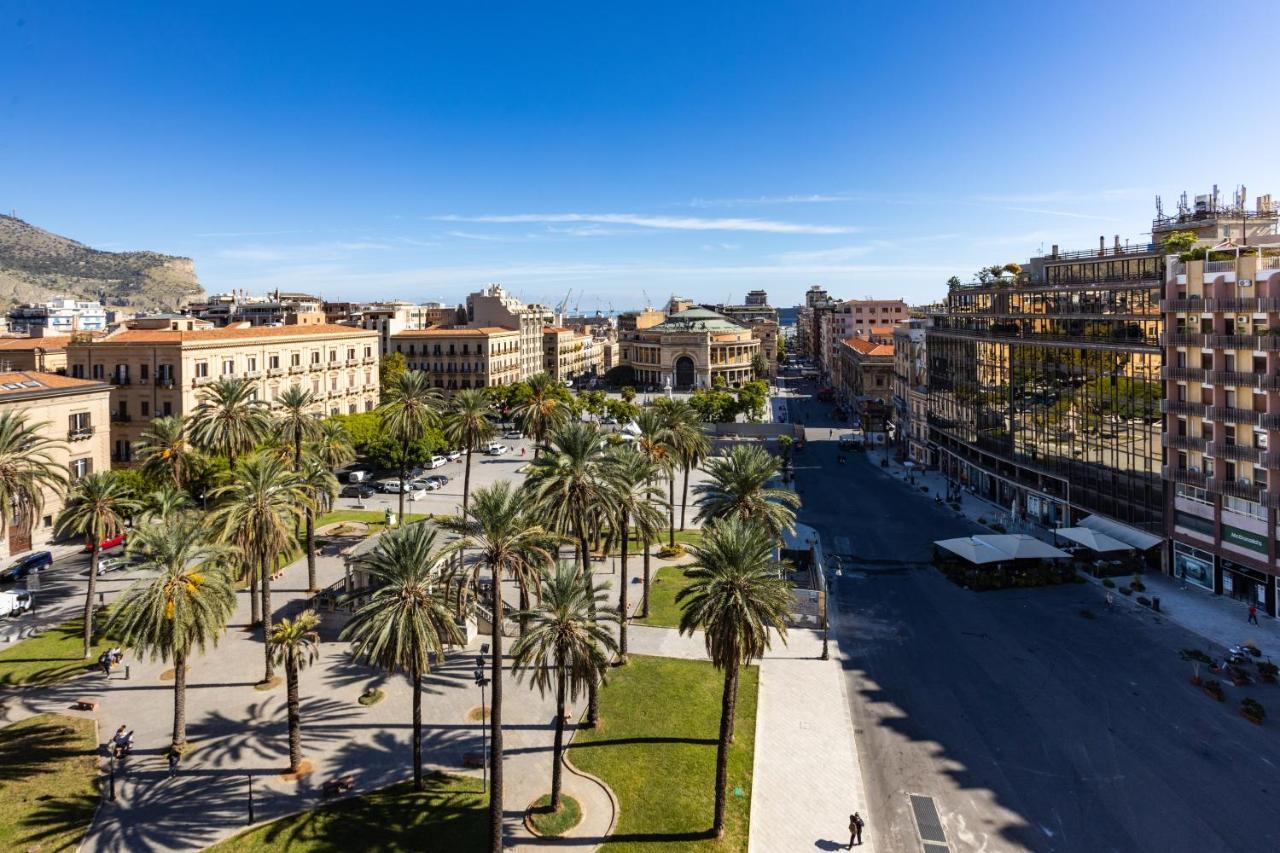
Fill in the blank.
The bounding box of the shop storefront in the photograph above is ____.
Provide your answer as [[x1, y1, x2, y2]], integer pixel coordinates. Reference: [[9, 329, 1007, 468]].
[[1172, 541, 1215, 591], [1221, 558, 1273, 616]]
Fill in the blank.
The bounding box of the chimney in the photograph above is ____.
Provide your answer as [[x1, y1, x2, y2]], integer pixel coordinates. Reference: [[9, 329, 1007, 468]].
[[1099, 236, 1105, 257], [1114, 235, 1121, 252], [1051, 244, 1059, 258]]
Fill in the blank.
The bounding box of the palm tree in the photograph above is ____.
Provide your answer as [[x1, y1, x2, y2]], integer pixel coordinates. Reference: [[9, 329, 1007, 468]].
[[510, 564, 617, 810], [0, 411, 66, 552], [442, 388, 497, 515], [379, 371, 443, 520], [268, 610, 321, 774], [633, 407, 675, 542], [523, 421, 620, 726], [134, 414, 194, 489], [310, 419, 356, 475], [208, 453, 309, 680], [604, 449, 664, 661], [54, 472, 139, 658], [676, 517, 791, 838], [693, 444, 800, 538], [274, 386, 321, 466], [441, 481, 552, 850], [665, 402, 712, 533], [189, 378, 271, 469], [513, 373, 569, 459], [298, 455, 339, 592], [141, 483, 194, 523], [341, 522, 462, 791], [107, 520, 237, 752]]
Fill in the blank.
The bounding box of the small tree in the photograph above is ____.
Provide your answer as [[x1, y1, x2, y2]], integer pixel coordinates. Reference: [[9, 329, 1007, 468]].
[[1162, 230, 1198, 256], [268, 611, 322, 773], [379, 351, 407, 393]]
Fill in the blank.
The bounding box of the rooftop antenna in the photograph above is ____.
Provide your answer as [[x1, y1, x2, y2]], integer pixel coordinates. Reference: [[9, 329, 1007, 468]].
[[1178, 191, 1189, 215], [1155, 195, 1164, 219]]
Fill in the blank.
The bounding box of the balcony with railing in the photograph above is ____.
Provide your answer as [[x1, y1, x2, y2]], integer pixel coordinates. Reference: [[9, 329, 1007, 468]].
[[1208, 405, 1264, 426], [1209, 334, 1280, 350], [1209, 442, 1264, 464], [1162, 332, 1207, 347], [67, 426, 95, 441], [1162, 366, 1209, 382], [110, 374, 131, 386], [1164, 434, 1207, 451], [1161, 400, 1208, 416], [1161, 298, 1208, 312], [110, 412, 132, 423], [1205, 260, 1239, 274], [1164, 465, 1208, 487], [1215, 478, 1263, 501], [192, 375, 214, 388], [1209, 297, 1280, 313]]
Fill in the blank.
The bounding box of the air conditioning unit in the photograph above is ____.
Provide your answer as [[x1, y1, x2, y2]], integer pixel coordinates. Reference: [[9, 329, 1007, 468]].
[[1238, 478, 1253, 486], [1238, 279, 1253, 288], [1189, 466, 1201, 474]]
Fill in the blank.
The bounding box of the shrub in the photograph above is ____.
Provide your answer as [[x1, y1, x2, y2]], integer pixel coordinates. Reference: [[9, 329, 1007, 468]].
[[1257, 661, 1278, 683], [1119, 586, 1133, 596], [1242, 698, 1266, 722], [656, 544, 685, 559], [358, 688, 385, 706], [1181, 648, 1213, 664], [1136, 595, 1151, 607], [1130, 577, 1146, 592], [1202, 679, 1225, 702], [1102, 578, 1116, 588]]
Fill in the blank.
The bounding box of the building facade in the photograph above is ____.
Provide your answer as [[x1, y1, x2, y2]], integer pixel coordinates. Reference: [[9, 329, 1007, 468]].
[[8, 299, 107, 334], [1161, 197, 1280, 615], [359, 302, 457, 355], [892, 320, 930, 465], [837, 336, 894, 438], [467, 285, 551, 381], [927, 243, 1166, 536], [389, 327, 522, 391], [0, 333, 73, 374], [66, 319, 379, 463], [0, 372, 112, 554], [620, 307, 760, 390]]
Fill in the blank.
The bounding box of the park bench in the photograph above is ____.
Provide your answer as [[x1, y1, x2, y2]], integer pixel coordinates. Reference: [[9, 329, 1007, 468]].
[[322, 774, 355, 798], [74, 698, 100, 711]]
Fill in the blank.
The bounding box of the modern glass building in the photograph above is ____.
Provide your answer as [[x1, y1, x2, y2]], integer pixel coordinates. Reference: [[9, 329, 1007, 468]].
[[927, 244, 1166, 535]]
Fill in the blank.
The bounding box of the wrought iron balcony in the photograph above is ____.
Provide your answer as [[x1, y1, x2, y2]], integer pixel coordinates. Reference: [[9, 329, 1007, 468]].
[[1209, 443, 1263, 464], [1162, 332, 1207, 347], [67, 426, 95, 441], [1208, 406, 1263, 426], [1161, 400, 1208, 416], [1215, 478, 1263, 501], [1164, 434, 1207, 451], [1162, 366, 1209, 382], [1164, 465, 1208, 487]]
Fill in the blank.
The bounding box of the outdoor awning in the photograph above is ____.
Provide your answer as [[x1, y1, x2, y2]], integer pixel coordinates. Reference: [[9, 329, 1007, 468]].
[[1077, 515, 1162, 551], [1054, 526, 1132, 553], [934, 534, 1071, 565]]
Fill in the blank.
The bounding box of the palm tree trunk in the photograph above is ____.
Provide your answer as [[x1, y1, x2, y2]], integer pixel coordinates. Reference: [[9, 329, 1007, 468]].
[[726, 664, 739, 743], [172, 650, 188, 751], [249, 557, 261, 626], [82, 542, 98, 659], [462, 447, 474, 515], [580, 530, 599, 727], [668, 475, 676, 547], [261, 553, 275, 681], [551, 656, 566, 809], [488, 578, 505, 853], [712, 661, 737, 838], [680, 464, 691, 531], [305, 509, 317, 592], [641, 542, 652, 618], [398, 439, 408, 522], [518, 581, 530, 641], [618, 518, 629, 664], [412, 667, 423, 791], [286, 655, 302, 772]]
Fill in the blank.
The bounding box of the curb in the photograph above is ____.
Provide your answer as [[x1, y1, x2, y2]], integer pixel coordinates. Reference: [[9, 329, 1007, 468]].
[[564, 712, 620, 840]]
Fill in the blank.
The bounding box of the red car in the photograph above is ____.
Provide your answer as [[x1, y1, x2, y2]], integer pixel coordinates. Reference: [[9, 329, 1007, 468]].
[[84, 532, 126, 552]]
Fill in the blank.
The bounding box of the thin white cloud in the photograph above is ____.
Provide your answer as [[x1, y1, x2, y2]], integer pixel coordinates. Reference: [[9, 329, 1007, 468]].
[[775, 245, 876, 263], [993, 205, 1121, 222], [432, 212, 858, 235], [196, 229, 310, 238], [688, 193, 856, 208], [975, 187, 1149, 205], [219, 241, 393, 262]]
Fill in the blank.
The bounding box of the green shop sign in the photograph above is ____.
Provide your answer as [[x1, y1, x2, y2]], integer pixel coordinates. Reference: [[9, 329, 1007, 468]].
[[1223, 525, 1268, 554]]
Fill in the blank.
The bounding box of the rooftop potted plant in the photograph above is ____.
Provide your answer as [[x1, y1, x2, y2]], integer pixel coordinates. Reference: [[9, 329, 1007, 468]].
[[1241, 698, 1265, 725]]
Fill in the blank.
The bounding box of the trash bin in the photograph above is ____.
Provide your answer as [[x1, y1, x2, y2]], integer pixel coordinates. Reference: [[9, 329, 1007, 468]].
[[1152, 596, 1161, 612]]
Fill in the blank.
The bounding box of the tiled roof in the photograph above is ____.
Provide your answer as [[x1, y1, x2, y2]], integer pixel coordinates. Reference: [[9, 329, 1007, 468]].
[[841, 337, 894, 357], [391, 326, 517, 337], [0, 370, 110, 396], [0, 335, 73, 350], [78, 324, 376, 345], [543, 326, 572, 334]]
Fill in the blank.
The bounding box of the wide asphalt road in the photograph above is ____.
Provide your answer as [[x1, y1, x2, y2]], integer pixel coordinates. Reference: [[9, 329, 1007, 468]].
[[787, 384, 1280, 853]]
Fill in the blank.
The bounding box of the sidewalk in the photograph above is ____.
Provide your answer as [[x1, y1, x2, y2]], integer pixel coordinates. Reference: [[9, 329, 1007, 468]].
[[876, 452, 1280, 658]]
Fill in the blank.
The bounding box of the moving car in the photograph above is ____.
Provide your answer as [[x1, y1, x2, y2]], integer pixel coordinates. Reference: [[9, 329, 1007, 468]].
[[340, 483, 376, 499], [0, 551, 53, 582], [411, 478, 443, 492], [376, 478, 405, 494], [346, 469, 372, 484], [445, 449, 463, 462], [485, 443, 510, 456], [427, 455, 447, 469], [503, 430, 523, 440], [84, 532, 125, 552], [0, 590, 33, 617]]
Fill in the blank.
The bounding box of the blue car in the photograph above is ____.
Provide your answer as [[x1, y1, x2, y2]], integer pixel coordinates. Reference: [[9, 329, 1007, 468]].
[[0, 551, 53, 583]]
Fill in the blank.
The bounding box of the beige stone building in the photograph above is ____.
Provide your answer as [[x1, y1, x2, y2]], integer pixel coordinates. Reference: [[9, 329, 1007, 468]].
[[389, 327, 522, 391], [0, 371, 112, 554], [0, 333, 73, 374], [620, 307, 760, 390], [66, 318, 380, 463], [748, 319, 780, 378], [542, 326, 598, 384], [837, 336, 895, 437], [466, 285, 551, 380], [891, 320, 930, 465]]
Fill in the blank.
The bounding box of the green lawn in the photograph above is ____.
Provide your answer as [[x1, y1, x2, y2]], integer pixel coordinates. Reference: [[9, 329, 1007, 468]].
[[571, 655, 758, 852], [314, 510, 439, 536], [609, 528, 702, 557], [0, 614, 115, 687], [207, 775, 485, 852], [0, 714, 100, 852], [637, 566, 696, 628]]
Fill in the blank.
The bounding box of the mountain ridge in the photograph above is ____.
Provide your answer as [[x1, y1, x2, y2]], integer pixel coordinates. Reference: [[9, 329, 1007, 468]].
[[0, 214, 204, 313]]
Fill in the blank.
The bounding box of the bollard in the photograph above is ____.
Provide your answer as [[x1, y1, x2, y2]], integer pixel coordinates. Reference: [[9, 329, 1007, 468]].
[[124, 664, 130, 681]]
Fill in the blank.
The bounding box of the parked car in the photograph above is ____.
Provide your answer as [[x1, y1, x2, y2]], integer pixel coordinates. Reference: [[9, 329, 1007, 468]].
[[0, 590, 33, 617], [445, 449, 463, 462], [485, 443, 510, 456], [427, 455, 447, 469], [376, 478, 404, 494], [346, 469, 372, 484], [414, 478, 443, 491], [503, 430, 523, 440], [84, 532, 125, 552], [94, 555, 138, 576], [340, 483, 376, 499], [0, 551, 52, 583]]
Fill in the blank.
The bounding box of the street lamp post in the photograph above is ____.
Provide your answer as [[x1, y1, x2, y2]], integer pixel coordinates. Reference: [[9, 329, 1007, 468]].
[[474, 650, 490, 793], [108, 753, 116, 801]]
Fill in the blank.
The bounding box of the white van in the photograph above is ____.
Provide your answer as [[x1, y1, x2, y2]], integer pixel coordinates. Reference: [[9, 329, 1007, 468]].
[[0, 590, 33, 618]]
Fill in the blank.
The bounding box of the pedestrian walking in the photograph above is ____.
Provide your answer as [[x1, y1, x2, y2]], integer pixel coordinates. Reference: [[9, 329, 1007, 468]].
[[1248, 604, 1259, 625], [1105, 592, 1114, 611], [168, 748, 180, 777], [848, 812, 864, 847], [99, 652, 112, 677]]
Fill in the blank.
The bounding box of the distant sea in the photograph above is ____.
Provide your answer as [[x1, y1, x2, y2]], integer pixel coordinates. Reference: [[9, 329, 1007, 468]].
[[777, 306, 798, 327]]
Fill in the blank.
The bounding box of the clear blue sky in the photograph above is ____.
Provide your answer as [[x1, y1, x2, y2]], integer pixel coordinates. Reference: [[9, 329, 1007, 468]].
[[3, 1, 1278, 310]]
